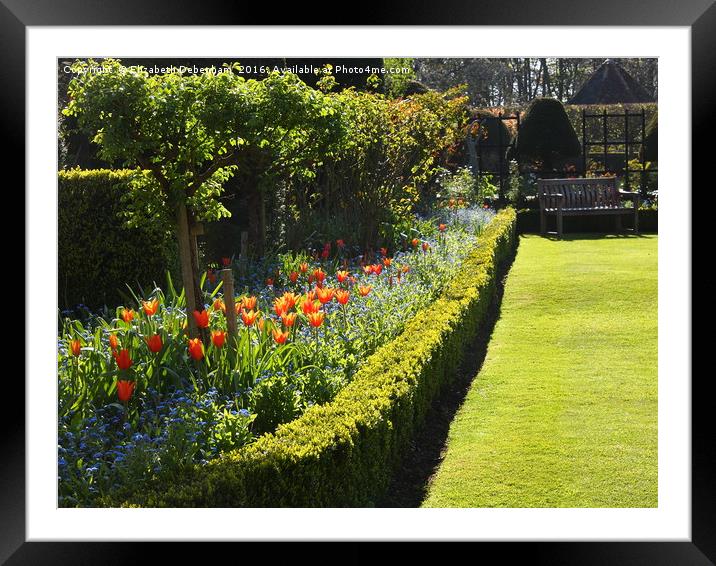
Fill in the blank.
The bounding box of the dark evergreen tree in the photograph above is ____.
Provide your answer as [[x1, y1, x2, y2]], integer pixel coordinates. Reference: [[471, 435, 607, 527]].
[[513, 97, 581, 170]]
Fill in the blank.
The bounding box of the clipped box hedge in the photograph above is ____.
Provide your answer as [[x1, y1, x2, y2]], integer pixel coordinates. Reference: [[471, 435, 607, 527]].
[[58, 169, 178, 310], [104, 209, 517, 507]]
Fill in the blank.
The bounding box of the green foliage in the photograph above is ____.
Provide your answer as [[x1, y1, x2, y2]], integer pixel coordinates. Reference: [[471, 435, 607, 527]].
[[383, 58, 417, 97], [63, 59, 346, 257], [513, 98, 581, 169], [58, 169, 178, 310], [434, 166, 497, 207], [98, 209, 517, 507]]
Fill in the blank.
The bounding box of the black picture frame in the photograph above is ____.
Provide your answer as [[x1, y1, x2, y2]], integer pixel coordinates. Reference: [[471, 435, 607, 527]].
[[7, 1, 711, 563]]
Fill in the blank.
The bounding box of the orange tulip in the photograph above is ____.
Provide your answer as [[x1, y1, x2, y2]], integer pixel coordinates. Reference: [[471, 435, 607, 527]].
[[114, 349, 133, 371], [289, 271, 299, 283], [108, 334, 119, 351], [192, 309, 210, 329], [281, 312, 297, 327], [383, 258, 392, 267], [313, 268, 326, 284], [146, 334, 163, 353], [301, 299, 320, 315], [305, 289, 317, 302], [273, 297, 289, 317], [241, 309, 259, 327], [212, 298, 226, 313], [272, 328, 289, 344], [379, 247, 388, 257], [335, 289, 350, 305], [307, 311, 325, 328], [299, 262, 309, 273], [116, 380, 136, 403], [316, 287, 334, 304], [266, 278, 274, 286], [439, 223, 447, 232], [241, 296, 257, 311], [121, 308, 136, 323], [336, 270, 349, 283], [358, 285, 372, 297], [70, 339, 81, 357], [211, 330, 227, 348], [362, 265, 373, 276], [422, 242, 430, 252], [188, 338, 204, 361], [142, 299, 159, 316], [411, 238, 419, 248], [372, 264, 383, 276], [281, 292, 300, 311]]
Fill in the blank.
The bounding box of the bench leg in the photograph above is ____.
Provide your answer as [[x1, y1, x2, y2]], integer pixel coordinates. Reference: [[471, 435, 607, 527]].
[[557, 212, 563, 238], [540, 210, 546, 235]]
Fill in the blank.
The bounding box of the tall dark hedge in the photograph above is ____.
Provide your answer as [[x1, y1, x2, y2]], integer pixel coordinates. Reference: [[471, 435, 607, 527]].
[[642, 111, 658, 162], [514, 97, 581, 170], [58, 169, 178, 310]]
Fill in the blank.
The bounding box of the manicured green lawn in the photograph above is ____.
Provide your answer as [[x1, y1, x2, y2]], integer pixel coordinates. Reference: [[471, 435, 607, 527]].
[[422, 234, 658, 508]]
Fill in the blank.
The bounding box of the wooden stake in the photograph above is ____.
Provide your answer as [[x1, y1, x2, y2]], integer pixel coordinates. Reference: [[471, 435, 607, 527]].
[[221, 269, 238, 336]]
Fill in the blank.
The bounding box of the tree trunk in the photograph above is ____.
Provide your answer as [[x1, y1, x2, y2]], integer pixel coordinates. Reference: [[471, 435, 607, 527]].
[[176, 201, 203, 338], [247, 187, 262, 256]]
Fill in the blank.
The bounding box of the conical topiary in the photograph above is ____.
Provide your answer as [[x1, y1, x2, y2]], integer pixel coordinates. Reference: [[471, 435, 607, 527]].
[[465, 108, 512, 174], [514, 97, 581, 170], [642, 111, 657, 162], [468, 108, 512, 146]]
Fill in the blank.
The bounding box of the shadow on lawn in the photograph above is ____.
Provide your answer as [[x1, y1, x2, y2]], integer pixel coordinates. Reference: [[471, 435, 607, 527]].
[[537, 231, 654, 241], [377, 239, 519, 508]]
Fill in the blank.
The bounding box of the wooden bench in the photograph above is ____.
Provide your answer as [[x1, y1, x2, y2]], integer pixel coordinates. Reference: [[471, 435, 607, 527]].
[[537, 177, 640, 237]]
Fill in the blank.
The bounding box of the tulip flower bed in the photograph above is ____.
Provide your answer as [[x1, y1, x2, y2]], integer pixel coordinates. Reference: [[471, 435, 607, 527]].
[[58, 208, 495, 506]]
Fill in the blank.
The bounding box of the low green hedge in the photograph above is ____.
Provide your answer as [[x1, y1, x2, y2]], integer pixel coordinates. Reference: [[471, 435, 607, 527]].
[[58, 169, 178, 310], [516, 207, 658, 234], [100, 208, 517, 507]]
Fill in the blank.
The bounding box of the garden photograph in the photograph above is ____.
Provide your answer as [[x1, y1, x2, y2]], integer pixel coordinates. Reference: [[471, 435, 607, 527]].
[[56, 56, 658, 509]]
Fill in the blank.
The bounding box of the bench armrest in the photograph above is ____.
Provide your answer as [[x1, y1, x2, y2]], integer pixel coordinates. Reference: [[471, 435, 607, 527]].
[[619, 190, 641, 207]]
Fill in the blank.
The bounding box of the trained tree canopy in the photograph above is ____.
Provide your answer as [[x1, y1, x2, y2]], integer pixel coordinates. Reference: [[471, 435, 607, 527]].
[[64, 59, 343, 335]]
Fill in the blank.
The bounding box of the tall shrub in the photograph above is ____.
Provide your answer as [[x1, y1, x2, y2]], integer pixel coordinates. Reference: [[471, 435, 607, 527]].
[[284, 85, 468, 247]]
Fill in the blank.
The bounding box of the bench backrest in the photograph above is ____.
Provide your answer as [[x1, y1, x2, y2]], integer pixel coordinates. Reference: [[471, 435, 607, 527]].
[[537, 177, 618, 209]]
